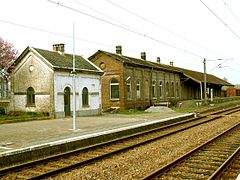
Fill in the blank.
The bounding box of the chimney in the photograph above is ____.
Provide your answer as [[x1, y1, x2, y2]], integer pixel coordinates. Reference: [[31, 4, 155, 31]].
[[141, 52, 146, 60], [170, 61, 173, 66], [156, 57, 161, 63], [116, 45, 122, 55], [53, 43, 65, 53]]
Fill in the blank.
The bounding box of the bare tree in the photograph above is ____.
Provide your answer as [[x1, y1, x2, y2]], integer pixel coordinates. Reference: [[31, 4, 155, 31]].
[[0, 36, 18, 70]]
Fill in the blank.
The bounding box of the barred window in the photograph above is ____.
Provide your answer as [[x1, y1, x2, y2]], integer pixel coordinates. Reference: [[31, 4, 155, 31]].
[[171, 82, 174, 97], [176, 82, 179, 97], [152, 80, 156, 98], [126, 78, 132, 100], [159, 81, 163, 98], [166, 82, 169, 97], [136, 80, 141, 99]]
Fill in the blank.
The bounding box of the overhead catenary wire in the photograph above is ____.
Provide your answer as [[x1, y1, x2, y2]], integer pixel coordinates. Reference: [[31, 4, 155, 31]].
[[104, 0, 224, 57], [200, 0, 240, 41], [0, 18, 114, 49], [46, 0, 203, 59], [0, 18, 178, 62], [73, 0, 135, 31], [221, 0, 240, 26]]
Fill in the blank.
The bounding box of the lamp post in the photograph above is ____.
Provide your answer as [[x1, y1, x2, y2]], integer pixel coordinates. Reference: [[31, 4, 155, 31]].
[[72, 23, 77, 131], [203, 58, 207, 104]]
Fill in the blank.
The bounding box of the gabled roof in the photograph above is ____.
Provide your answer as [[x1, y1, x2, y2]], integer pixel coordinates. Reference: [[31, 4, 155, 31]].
[[172, 66, 232, 86], [89, 50, 232, 86], [89, 50, 180, 73], [13, 47, 102, 74]]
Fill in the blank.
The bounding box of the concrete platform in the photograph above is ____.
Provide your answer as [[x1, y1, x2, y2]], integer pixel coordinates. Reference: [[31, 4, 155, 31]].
[[0, 111, 193, 168]]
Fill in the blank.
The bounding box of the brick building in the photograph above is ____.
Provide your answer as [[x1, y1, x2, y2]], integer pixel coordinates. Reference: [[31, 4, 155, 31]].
[[89, 46, 232, 110], [226, 87, 240, 97]]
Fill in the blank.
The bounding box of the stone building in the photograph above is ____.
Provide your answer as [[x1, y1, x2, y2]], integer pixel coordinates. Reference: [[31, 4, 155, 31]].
[[10, 44, 103, 118], [89, 46, 232, 110]]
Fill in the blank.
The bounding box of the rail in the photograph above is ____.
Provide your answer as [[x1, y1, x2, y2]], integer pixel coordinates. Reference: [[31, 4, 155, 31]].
[[0, 106, 240, 179], [142, 122, 240, 179]]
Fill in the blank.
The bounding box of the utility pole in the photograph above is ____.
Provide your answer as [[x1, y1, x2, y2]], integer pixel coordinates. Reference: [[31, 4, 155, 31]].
[[203, 58, 207, 104], [72, 22, 77, 130]]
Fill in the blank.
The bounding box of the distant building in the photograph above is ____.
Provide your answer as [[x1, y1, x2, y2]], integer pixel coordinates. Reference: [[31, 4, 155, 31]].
[[89, 45, 232, 110], [0, 70, 10, 113], [9, 44, 103, 118], [226, 87, 240, 97], [0, 70, 10, 99]]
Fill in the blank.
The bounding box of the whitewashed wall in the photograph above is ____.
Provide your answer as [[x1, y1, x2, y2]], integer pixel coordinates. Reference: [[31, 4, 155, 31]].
[[54, 71, 101, 118]]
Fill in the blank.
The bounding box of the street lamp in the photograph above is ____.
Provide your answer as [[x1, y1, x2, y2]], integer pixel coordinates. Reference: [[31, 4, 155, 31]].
[[203, 58, 207, 104], [72, 23, 77, 131]]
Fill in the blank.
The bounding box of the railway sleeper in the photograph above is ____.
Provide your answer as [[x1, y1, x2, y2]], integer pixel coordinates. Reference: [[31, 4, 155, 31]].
[[185, 159, 223, 166], [184, 161, 222, 169], [174, 166, 215, 174], [179, 162, 218, 171], [193, 153, 231, 159], [161, 171, 207, 179]]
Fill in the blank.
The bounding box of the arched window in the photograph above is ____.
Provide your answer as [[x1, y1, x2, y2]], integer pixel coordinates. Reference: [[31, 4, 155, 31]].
[[126, 78, 131, 100], [145, 80, 149, 99], [166, 82, 169, 97], [82, 87, 89, 106], [176, 82, 180, 97], [171, 82, 174, 97], [159, 81, 163, 98], [136, 80, 141, 99], [110, 78, 119, 100], [27, 87, 35, 106], [152, 80, 156, 98]]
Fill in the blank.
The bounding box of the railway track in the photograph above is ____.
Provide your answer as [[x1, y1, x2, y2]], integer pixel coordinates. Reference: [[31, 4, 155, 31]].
[[142, 122, 240, 180], [0, 106, 240, 179]]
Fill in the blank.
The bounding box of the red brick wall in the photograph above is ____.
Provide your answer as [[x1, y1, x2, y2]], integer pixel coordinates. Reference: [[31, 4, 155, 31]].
[[91, 53, 125, 109], [227, 88, 237, 97]]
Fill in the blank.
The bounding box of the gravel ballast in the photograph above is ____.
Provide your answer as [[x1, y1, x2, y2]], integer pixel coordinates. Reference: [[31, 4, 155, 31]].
[[52, 112, 240, 179]]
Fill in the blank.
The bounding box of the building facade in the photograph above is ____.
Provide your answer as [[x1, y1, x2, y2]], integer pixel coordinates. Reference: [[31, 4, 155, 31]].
[[89, 46, 182, 110], [89, 46, 232, 110], [10, 44, 103, 118]]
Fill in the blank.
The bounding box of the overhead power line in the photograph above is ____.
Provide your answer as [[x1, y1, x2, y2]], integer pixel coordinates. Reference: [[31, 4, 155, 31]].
[[104, 0, 223, 57], [200, 0, 240, 41], [0, 18, 114, 49], [73, 0, 135, 31], [0, 18, 171, 59], [221, 0, 240, 26], [46, 0, 202, 58]]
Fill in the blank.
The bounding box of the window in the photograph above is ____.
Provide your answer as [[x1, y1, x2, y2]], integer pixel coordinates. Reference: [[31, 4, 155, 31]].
[[145, 80, 149, 99], [110, 78, 119, 100], [166, 82, 169, 97], [136, 80, 141, 99], [176, 82, 180, 97], [152, 80, 156, 98], [171, 82, 174, 97], [27, 87, 35, 106], [126, 78, 132, 100], [159, 81, 163, 98], [82, 87, 89, 106]]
